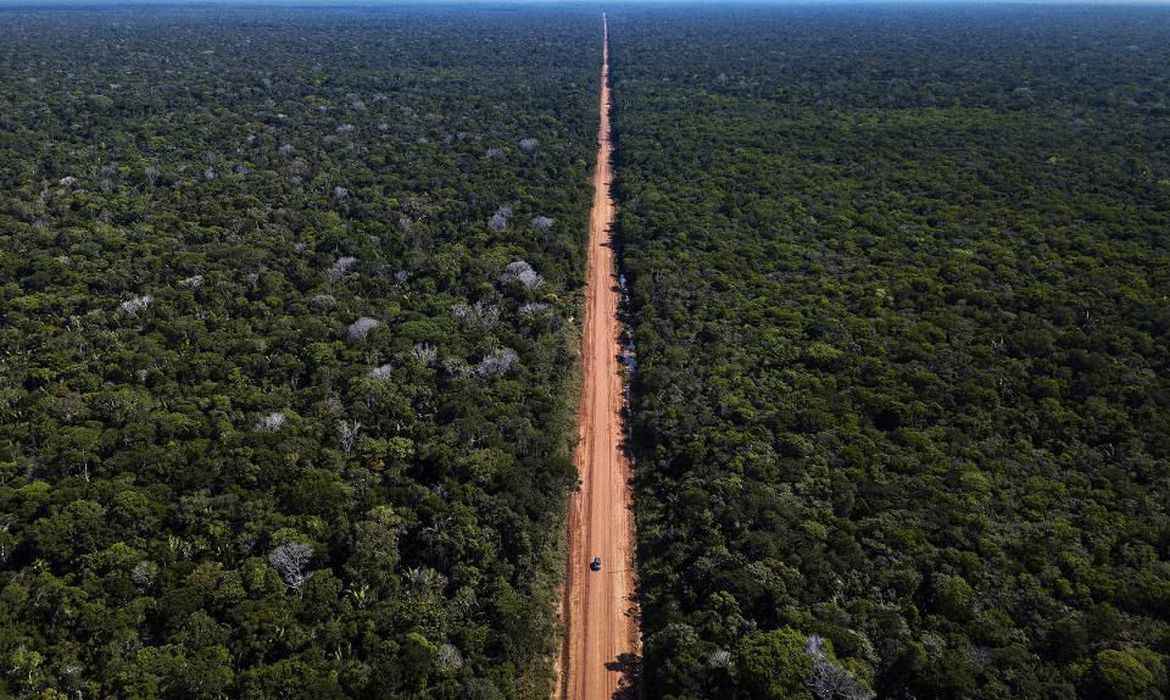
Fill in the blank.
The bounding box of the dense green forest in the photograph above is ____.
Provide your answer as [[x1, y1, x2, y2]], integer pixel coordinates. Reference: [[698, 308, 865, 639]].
[[5, 3, 1170, 698], [610, 5, 1170, 699], [0, 6, 598, 697]]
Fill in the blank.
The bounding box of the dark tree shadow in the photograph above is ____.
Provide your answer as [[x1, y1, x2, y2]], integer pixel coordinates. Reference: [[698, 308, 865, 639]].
[[605, 651, 641, 700]]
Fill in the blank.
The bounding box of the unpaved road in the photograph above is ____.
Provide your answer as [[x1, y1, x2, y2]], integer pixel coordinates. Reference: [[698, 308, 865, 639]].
[[557, 12, 639, 700]]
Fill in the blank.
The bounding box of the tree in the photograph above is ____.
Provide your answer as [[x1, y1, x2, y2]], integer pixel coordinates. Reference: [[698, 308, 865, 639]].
[[268, 543, 314, 591], [735, 628, 814, 700]]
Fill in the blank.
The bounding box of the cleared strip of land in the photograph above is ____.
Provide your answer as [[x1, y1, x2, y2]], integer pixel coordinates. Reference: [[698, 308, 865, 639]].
[[557, 13, 640, 700]]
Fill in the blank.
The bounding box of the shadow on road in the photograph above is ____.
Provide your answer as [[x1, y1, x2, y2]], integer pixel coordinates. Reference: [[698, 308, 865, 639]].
[[605, 652, 641, 700]]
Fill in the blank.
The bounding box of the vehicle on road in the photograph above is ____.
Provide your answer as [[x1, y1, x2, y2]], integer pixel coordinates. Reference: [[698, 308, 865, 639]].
[[590, 556, 602, 572]]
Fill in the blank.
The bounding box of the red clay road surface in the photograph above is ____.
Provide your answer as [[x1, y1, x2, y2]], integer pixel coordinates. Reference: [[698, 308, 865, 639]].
[[556, 13, 640, 700]]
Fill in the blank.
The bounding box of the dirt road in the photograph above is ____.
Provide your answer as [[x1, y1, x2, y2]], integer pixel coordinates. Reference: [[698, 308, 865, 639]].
[[557, 12, 639, 700]]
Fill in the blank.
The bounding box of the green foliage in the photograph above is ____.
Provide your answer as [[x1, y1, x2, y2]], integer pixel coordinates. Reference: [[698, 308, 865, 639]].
[[734, 628, 814, 700], [611, 5, 1170, 698], [932, 575, 976, 623], [1089, 648, 1165, 700], [0, 5, 598, 696]]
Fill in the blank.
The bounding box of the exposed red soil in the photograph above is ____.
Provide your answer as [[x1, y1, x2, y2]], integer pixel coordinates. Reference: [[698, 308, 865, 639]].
[[555, 13, 640, 700]]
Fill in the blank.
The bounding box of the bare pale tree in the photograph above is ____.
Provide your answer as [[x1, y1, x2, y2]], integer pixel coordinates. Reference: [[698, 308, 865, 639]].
[[451, 301, 499, 331], [119, 295, 153, 316], [500, 260, 543, 290], [368, 363, 393, 380], [328, 256, 358, 281], [347, 317, 381, 342], [475, 348, 519, 378], [412, 342, 438, 365], [805, 634, 874, 700], [131, 560, 159, 591], [255, 412, 286, 432], [269, 542, 314, 590], [488, 206, 512, 232], [338, 419, 362, 455], [437, 644, 464, 672]]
